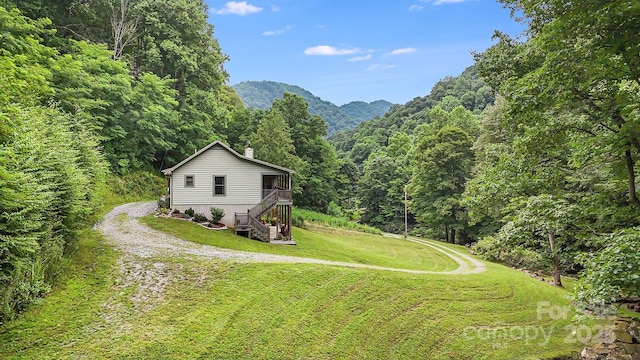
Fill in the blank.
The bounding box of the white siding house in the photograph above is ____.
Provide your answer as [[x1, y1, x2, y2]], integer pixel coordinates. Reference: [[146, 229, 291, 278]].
[[161, 141, 294, 242]]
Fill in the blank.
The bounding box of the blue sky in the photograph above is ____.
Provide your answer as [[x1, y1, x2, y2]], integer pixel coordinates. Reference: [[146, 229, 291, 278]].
[[204, 0, 524, 106]]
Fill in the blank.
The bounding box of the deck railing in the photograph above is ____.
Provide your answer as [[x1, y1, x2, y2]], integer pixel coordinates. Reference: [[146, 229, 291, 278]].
[[261, 189, 292, 202], [275, 189, 291, 202], [235, 189, 292, 242], [249, 215, 269, 241], [250, 191, 277, 219], [235, 212, 248, 226]]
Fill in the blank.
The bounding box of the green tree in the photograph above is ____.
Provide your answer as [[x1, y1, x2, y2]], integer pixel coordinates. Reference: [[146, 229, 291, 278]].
[[358, 155, 399, 229], [0, 5, 107, 321], [122, 73, 181, 171], [271, 93, 327, 156], [50, 40, 132, 156], [468, 0, 640, 301], [224, 107, 262, 151], [249, 109, 302, 190], [409, 127, 474, 243], [269, 93, 341, 211], [477, 1, 640, 208]]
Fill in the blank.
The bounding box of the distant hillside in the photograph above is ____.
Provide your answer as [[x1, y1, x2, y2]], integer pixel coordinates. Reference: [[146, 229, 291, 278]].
[[329, 66, 494, 161], [340, 100, 394, 124], [232, 81, 393, 135]]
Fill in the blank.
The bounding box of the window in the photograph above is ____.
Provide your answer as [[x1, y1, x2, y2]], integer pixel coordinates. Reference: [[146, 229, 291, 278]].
[[184, 175, 194, 188], [213, 176, 225, 196]]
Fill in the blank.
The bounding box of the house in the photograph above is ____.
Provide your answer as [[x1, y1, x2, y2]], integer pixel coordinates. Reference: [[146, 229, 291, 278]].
[[161, 140, 294, 243]]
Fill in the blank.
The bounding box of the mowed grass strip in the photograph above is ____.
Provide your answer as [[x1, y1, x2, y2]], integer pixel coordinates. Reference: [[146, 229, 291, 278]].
[[0, 232, 601, 359], [142, 216, 458, 272]]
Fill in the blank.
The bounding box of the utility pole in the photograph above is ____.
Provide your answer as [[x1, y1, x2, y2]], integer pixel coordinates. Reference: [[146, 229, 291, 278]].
[[404, 186, 408, 241]]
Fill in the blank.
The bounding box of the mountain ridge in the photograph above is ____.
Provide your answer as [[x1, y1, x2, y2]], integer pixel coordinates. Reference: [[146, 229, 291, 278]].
[[232, 80, 393, 135]]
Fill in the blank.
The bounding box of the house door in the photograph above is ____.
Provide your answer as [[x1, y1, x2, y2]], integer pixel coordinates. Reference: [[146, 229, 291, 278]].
[[262, 175, 278, 198]]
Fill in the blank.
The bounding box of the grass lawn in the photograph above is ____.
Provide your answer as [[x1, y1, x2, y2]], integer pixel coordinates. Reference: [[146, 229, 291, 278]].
[[142, 216, 459, 272], [0, 218, 606, 359]]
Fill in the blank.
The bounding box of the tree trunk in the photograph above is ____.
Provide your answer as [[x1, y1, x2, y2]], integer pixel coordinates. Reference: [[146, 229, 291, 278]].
[[625, 149, 640, 206], [450, 228, 456, 244], [444, 226, 449, 243], [111, 0, 138, 60], [548, 230, 563, 287]]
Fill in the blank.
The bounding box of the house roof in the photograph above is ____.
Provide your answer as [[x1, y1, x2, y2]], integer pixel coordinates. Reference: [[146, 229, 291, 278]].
[[161, 140, 295, 176]]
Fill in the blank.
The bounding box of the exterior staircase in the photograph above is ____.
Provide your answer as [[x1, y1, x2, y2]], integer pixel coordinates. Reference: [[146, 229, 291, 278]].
[[234, 190, 291, 242]]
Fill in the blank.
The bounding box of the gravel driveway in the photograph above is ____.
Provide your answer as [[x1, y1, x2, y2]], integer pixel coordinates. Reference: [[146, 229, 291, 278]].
[[96, 202, 485, 275]]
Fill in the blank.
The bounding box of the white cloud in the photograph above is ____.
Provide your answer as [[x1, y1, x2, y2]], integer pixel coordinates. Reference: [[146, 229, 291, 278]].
[[263, 25, 293, 36], [304, 45, 360, 56], [212, 1, 263, 15], [388, 47, 417, 55], [348, 54, 372, 62], [409, 4, 424, 11], [271, 5, 281, 12], [366, 64, 395, 71]]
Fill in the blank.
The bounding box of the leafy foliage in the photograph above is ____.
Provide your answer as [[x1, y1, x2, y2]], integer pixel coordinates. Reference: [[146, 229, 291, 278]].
[[0, 6, 110, 321], [210, 207, 225, 224], [574, 228, 640, 306], [192, 213, 208, 223], [467, 0, 640, 298], [409, 127, 475, 243]]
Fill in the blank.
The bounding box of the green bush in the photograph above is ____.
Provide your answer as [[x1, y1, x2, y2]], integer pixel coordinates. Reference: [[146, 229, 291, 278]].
[[326, 201, 343, 218], [0, 105, 107, 322], [475, 236, 545, 270], [574, 228, 640, 306], [210, 207, 225, 224], [184, 208, 195, 217], [474, 236, 502, 262], [292, 213, 305, 228], [192, 213, 207, 223]]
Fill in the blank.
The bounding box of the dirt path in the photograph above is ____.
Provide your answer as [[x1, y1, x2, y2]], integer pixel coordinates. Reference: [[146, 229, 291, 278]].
[[96, 202, 485, 275]]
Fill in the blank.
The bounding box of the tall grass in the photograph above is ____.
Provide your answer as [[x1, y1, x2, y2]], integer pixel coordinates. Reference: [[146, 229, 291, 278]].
[[294, 208, 382, 235]]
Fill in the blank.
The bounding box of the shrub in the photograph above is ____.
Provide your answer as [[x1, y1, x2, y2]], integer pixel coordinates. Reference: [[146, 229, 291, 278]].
[[326, 201, 343, 217], [474, 236, 502, 262], [292, 213, 305, 228], [475, 236, 545, 270], [500, 247, 545, 270], [157, 197, 170, 209], [210, 207, 225, 224], [184, 208, 195, 217], [172, 208, 180, 214], [192, 213, 208, 223], [574, 228, 640, 307]]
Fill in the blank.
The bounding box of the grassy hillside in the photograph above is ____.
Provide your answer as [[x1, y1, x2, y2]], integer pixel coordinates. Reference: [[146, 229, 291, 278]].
[[141, 217, 456, 272], [0, 218, 602, 359]]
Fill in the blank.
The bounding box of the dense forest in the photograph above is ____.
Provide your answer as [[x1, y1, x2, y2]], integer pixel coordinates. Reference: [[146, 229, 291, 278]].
[[233, 80, 393, 134], [0, 0, 638, 322]]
